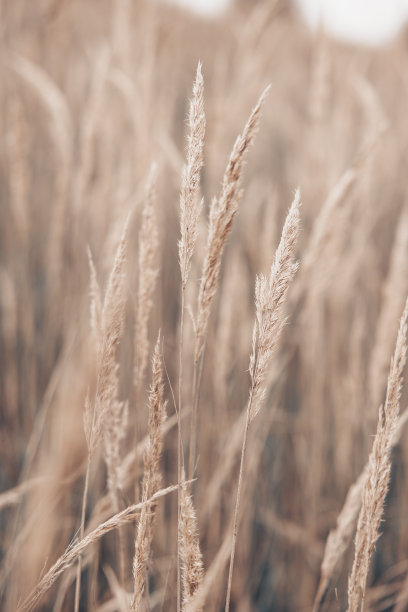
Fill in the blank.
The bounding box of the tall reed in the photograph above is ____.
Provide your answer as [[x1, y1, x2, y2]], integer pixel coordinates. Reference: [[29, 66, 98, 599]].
[[76, 215, 130, 612], [190, 85, 270, 481], [132, 333, 166, 610], [177, 61, 206, 612], [348, 295, 408, 611], [225, 190, 301, 611]]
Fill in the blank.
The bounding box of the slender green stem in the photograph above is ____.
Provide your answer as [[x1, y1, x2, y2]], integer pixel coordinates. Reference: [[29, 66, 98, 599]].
[[187, 346, 205, 484], [117, 496, 127, 590], [74, 452, 91, 612], [177, 291, 185, 612], [225, 396, 253, 612]]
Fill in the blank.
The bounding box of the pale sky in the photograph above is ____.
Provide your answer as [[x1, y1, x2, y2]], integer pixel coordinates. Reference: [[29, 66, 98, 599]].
[[170, 0, 408, 45], [171, 0, 231, 16]]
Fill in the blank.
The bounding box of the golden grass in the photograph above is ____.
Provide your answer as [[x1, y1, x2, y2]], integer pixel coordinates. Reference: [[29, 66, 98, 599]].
[[2, 1, 408, 610]]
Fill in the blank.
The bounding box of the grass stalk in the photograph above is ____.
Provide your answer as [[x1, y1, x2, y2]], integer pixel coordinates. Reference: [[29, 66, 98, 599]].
[[74, 452, 91, 612]]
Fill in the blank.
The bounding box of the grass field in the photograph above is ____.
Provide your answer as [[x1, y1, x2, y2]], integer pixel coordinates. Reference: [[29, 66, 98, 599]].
[[1, 1, 408, 610]]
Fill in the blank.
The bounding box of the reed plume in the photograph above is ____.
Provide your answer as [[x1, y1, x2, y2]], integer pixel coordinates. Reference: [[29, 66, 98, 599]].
[[177, 61, 206, 612], [132, 333, 166, 611], [187, 531, 232, 612], [249, 190, 301, 420], [86, 215, 130, 454], [134, 169, 160, 393], [225, 189, 301, 611], [178, 61, 206, 292], [77, 215, 130, 612], [347, 295, 408, 611], [179, 469, 204, 611], [87, 247, 103, 342], [314, 408, 408, 611], [189, 85, 270, 481], [194, 85, 270, 364]]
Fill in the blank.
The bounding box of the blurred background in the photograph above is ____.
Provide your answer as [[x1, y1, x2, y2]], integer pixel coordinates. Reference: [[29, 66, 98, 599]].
[[1, 0, 408, 610], [174, 0, 408, 45]]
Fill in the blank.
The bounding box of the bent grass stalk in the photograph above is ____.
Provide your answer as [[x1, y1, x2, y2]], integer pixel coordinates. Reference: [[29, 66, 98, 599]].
[[313, 409, 408, 611], [134, 167, 159, 396], [189, 84, 270, 483], [19, 484, 180, 612], [75, 216, 130, 612], [177, 62, 205, 612], [225, 190, 301, 611], [179, 468, 203, 610], [132, 333, 166, 611], [347, 295, 408, 611]]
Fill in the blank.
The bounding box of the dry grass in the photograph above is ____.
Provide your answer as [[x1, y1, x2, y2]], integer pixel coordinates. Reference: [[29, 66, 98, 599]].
[[132, 332, 166, 611], [2, 1, 408, 611], [348, 297, 408, 611]]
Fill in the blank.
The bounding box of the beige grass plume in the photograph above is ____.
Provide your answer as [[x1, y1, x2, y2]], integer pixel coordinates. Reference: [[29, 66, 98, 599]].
[[189, 85, 270, 481], [187, 530, 232, 612], [100, 217, 132, 586], [249, 189, 301, 420], [225, 189, 301, 612], [179, 468, 204, 611], [347, 295, 408, 612], [195, 85, 270, 363], [88, 238, 128, 514], [87, 247, 103, 342], [178, 61, 206, 292], [134, 169, 160, 393], [132, 333, 167, 611], [77, 215, 130, 612], [176, 56, 206, 414], [85, 215, 130, 454], [103, 394, 129, 510], [176, 61, 206, 612], [313, 408, 408, 611]]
